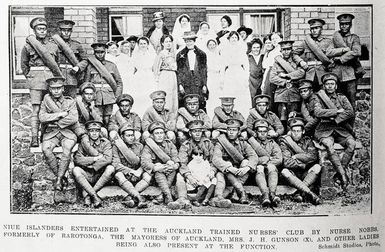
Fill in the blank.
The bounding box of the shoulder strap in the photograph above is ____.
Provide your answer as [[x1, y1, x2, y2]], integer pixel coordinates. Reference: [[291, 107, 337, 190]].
[[147, 106, 167, 124], [317, 90, 337, 109], [75, 96, 90, 121], [248, 137, 270, 157], [304, 34, 331, 65], [26, 35, 62, 77], [282, 135, 305, 154], [214, 107, 230, 122], [145, 138, 171, 163], [114, 136, 140, 165], [87, 56, 117, 92], [51, 34, 79, 66], [275, 55, 296, 73], [178, 107, 195, 122], [332, 31, 347, 48], [115, 110, 128, 127], [249, 108, 263, 120], [217, 135, 244, 164]]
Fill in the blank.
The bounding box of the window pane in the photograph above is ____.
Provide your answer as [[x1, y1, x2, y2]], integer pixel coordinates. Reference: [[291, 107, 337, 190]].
[[14, 16, 33, 36], [247, 14, 276, 39], [111, 15, 142, 42]]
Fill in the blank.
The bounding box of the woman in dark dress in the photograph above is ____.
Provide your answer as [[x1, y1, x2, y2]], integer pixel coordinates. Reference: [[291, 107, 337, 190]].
[[248, 38, 264, 107]]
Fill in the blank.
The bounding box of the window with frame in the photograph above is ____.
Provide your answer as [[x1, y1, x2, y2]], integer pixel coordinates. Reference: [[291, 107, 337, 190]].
[[12, 15, 37, 80], [110, 14, 143, 42], [243, 12, 278, 39]]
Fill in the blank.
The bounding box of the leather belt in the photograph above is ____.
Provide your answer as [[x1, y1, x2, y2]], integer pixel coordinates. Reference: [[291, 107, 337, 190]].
[[94, 83, 110, 88], [307, 61, 323, 66], [59, 64, 72, 68], [30, 66, 48, 71]]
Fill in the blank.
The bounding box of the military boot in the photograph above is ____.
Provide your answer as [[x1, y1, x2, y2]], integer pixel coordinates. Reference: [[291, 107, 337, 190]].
[[55, 157, 70, 191], [155, 172, 173, 204], [209, 197, 232, 208], [329, 153, 349, 190], [74, 172, 101, 208], [136, 195, 148, 209], [255, 172, 270, 207], [270, 192, 281, 207], [122, 195, 135, 208], [30, 116, 40, 147], [202, 184, 215, 206], [192, 186, 207, 206], [172, 175, 192, 210], [284, 172, 321, 205], [120, 181, 138, 208]]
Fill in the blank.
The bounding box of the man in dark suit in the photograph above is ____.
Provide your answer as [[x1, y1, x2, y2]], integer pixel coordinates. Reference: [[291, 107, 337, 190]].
[[176, 31, 208, 111]]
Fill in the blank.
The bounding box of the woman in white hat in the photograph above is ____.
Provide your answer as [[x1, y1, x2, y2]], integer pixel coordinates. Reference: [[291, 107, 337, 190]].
[[172, 14, 192, 51], [146, 11, 170, 54], [220, 31, 251, 117], [130, 36, 157, 117]]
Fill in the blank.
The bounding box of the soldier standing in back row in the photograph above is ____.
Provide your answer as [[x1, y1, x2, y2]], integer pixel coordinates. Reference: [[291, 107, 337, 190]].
[[54, 19, 88, 98], [21, 17, 61, 147], [294, 18, 344, 89], [84, 42, 123, 125], [330, 13, 364, 110], [270, 40, 305, 123]]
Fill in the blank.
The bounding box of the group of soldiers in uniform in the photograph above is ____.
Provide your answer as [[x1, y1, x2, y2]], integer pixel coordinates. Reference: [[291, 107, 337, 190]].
[[19, 12, 362, 209]]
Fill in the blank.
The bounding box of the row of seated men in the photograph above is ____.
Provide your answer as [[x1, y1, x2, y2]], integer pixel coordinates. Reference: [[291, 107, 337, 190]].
[[38, 72, 356, 209]]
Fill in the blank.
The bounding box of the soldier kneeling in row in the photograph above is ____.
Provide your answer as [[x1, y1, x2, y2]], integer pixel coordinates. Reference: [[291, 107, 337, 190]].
[[73, 120, 115, 208], [279, 117, 322, 205], [212, 119, 258, 206], [141, 121, 180, 207], [113, 123, 149, 209], [178, 120, 217, 207], [248, 119, 283, 207]]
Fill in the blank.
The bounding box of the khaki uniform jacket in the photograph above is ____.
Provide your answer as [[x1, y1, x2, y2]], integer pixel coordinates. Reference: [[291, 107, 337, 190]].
[[212, 108, 246, 132], [56, 38, 88, 86], [246, 110, 284, 137], [74, 137, 112, 172], [39, 94, 78, 141], [141, 139, 179, 173], [301, 93, 320, 134], [212, 138, 258, 173], [112, 142, 143, 174], [176, 109, 212, 132], [252, 138, 283, 167], [84, 59, 123, 105], [76, 96, 103, 125], [331, 32, 362, 82], [108, 110, 142, 133], [279, 135, 318, 170], [270, 56, 305, 103], [313, 92, 354, 140], [294, 35, 343, 84], [178, 137, 216, 178], [142, 107, 176, 132], [20, 37, 59, 90]]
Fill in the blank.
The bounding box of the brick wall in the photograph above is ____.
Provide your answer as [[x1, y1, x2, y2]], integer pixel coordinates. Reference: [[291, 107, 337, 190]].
[[142, 7, 207, 36], [287, 7, 336, 41], [44, 7, 64, 36], [96, 7, 109, 43], [64, 7, 97, 55]]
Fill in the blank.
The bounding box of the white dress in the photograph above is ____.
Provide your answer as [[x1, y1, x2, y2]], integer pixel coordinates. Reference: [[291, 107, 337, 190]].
[[221, 42, 251, 117], [115, 53, 134, 94], [205, 48, 223, 118], [130, 49, 157, 117]]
